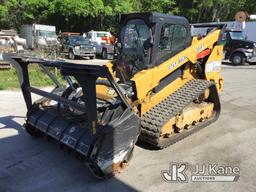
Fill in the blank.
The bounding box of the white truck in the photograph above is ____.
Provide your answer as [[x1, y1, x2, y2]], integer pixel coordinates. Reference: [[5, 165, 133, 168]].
[[20, 24, 58, 49], [86, 30, 115, 59], [0, 29, 26, 69]]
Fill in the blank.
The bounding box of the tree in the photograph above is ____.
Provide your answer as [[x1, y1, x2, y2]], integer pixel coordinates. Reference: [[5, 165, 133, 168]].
[[177, 0, 253, 23], [0, 0, 50, 29], [0, 0, 256, 32], [140, 0, 178, 14]]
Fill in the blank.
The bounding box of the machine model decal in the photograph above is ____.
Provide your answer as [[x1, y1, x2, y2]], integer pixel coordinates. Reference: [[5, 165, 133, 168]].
[[196, 45, 205, 53], [169, 56, 187, 71]]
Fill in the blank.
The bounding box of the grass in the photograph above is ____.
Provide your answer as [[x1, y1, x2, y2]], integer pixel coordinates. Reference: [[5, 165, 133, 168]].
[[0, 69, 19, 90], [0, 66, 64, 90]]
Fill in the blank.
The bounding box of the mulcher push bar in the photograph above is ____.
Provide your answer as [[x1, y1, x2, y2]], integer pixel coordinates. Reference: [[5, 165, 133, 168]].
[[4, 54, 131, 134]]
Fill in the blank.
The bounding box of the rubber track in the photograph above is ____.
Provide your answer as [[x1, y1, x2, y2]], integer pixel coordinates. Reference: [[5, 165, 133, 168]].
[[140, 79, 218, 148]]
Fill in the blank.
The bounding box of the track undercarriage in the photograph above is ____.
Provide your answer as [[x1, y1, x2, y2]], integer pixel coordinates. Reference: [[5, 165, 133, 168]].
[[140, 79, 220, 148]]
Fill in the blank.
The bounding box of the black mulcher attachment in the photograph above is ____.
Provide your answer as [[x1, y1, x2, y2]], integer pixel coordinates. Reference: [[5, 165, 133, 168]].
[[4, 54, 140, 178]]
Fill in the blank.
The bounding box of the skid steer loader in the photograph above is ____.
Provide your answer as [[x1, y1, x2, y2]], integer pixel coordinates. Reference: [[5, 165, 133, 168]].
[[4, 12, 224, 178]]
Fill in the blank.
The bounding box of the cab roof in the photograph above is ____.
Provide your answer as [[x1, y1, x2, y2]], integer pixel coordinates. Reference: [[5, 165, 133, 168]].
[[119, 12, 189, 26]]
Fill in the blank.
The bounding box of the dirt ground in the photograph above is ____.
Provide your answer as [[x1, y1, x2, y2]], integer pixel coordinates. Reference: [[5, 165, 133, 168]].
[[0, 62, 256, 192]]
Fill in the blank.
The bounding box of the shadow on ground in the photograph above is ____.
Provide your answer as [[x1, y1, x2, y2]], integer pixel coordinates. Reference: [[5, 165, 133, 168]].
[[0, 115, 138, 192]]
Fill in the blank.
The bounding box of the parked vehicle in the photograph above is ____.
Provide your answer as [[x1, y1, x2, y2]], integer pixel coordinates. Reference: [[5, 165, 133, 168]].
[[86, 30, 115, 59], [60, 34, 96, 60], [0, 29, 26, 69], [192, 25, 256, 65], [20, 24, 58, 49], [223, 28, 256, 65]]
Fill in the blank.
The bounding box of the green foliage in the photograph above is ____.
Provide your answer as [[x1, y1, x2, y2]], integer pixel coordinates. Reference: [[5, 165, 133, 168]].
[[0, 0, 255, 33], [177, 0, 255, 22], [0, 0, 50, 29], [140, 0, 177, 14]]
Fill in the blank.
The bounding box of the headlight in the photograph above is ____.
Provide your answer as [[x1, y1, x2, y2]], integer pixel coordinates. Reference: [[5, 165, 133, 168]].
[[93, 47, 96, 51], [246, 49, 253, 53], [74, 46, 80, 50]]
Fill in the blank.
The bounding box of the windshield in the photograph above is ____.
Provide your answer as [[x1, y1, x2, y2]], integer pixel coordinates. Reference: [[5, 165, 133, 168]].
[[229, 31, 245, 40], [69, 36, 89, 44], [121, 19, 150, 49], [120, 19, 151, 69], [115, 19, 152, 82], [37, 30, 55, 37]]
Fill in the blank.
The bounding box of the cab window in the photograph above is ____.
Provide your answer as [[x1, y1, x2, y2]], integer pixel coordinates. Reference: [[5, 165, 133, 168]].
[[172, 25, 187, 53], [158, 24, 187, 64]]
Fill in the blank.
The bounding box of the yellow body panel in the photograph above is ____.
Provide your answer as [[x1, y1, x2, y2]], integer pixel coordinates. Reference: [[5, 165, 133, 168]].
[[140, 65, 195, 115], [131, 30, 221, 103]]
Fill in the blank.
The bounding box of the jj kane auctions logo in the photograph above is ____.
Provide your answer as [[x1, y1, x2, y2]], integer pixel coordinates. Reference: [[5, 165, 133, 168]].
[[161, 163, 240, 183]]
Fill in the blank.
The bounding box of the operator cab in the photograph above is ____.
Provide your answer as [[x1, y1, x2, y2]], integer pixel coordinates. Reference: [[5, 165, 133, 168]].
[[115, 12, 192, 83]]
